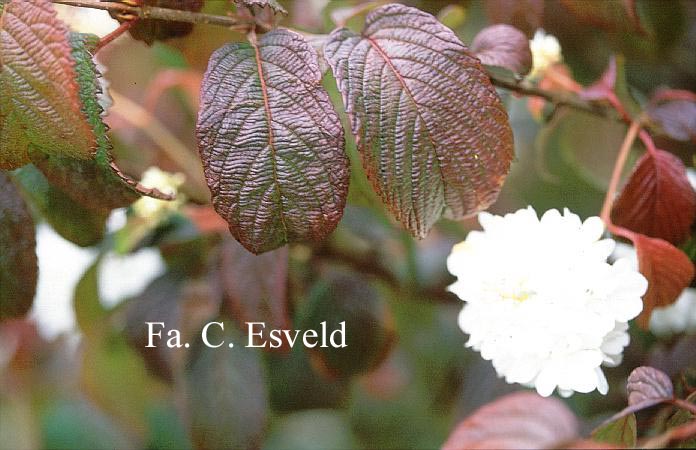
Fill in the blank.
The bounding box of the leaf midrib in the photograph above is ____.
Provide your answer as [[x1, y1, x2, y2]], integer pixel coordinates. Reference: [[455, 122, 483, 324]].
[[364, 35, 446, 233], [250, 36, 289, 241]]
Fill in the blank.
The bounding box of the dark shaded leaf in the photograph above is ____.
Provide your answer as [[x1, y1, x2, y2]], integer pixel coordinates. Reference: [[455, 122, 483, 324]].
[[591, 414, 637, 448], [298, 270, 395, 379], [124, 273, 221, 382], [184, 321, 268, 450], [266, 346, 350, 412], [471, 24, 533, 76], [324, 4, 514, 238], [197, 29, 348, 254], [442, 391, 579, 450], [219, 237, 289, 342], [560, 0, 645, 34], [29, 33, 172, 212], [0, 0, 96, 167], [612, 149, 696, 245], [0, 172, 37, 320], [12, 165, 107, 247], [627, 366, 674, 406], [483, 0, 544, 36], [648, 335, 696, 378], [111, 0, 204, 45], [235, 0, 287, 16], [634, 234, 694, 328]]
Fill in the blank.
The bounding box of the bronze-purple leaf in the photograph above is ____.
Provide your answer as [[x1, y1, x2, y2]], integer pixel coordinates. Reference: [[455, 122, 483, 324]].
[[0, 172, 38, 320], [196, 29, 349, 254], [324, 4, 514, 238], [627, 366, 674, 407], [442, 391, 579, 450], [471, 24, 533, 76], [599, 365, 679, 427]]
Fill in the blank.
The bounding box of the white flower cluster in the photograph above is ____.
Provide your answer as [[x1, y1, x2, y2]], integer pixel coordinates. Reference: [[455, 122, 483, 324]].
[[529, 29, 562, 79], [447, 207, 648, 397], [131, 167, 185, 219]]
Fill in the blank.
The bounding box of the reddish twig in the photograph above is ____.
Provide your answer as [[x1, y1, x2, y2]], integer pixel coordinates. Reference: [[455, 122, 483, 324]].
[[600, 119, 642, 228], [93, 19, 134, 53], [672, 398, 696, 416]]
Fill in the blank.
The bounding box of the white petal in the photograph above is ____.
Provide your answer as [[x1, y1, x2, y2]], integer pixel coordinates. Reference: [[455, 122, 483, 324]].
[[595, 367, 609, 395], [581, 216, 605, 242]]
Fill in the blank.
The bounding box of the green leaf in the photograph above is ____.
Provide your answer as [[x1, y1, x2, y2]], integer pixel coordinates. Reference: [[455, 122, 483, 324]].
[[591, 414, 637, 447], [41, 399, 133, 450], [185, 321, 268, 450], [12, 165, 107, 247], [437, 5, 467, 30], [324, 4, 514, 238], [0, 0, 96, 168], [73, 257, 109, 337], [196, 29, 349, 254], [80, 329, 165, 439], [264, 410, 359, 450], [29, 32, 172, 213], [0, 171, 37, 320], [299, 270, 395, 378]]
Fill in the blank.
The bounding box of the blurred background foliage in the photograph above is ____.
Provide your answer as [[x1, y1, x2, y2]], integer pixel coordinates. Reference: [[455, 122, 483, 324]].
[[1, 0, 695, 449]]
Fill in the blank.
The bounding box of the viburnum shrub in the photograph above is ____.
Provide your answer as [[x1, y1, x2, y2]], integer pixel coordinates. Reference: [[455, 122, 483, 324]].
[[1, 0, 695, 448]]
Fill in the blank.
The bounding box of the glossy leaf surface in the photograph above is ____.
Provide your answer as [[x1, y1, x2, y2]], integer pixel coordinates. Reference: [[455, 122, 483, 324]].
[[29, 33, 171, 212], [612, 149, 696, 245], [197, 29, 349, 254], [626, 366, 674, 407], [471, 24, 533, 76], [0, 0, 95, 167], [325, 4, 514, 238], [634, 234, 695, 328]]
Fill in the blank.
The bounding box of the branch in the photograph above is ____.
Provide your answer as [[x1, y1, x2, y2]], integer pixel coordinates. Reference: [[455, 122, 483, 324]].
[[490, 76, 615, 119], [52, 0, 250, 30], [53, 0, 620, 121]]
